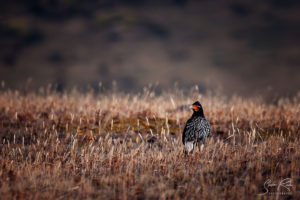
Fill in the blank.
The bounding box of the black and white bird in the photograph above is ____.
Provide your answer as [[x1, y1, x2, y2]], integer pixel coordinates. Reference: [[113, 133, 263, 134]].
[[182, 101, 210, 153]]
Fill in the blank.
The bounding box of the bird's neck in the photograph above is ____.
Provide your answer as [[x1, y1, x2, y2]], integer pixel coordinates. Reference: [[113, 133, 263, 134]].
[[193, 109, 205, 117]]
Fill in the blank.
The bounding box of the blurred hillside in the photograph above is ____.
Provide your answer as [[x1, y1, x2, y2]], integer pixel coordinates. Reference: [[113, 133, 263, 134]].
[[0, 0, 300, 97]]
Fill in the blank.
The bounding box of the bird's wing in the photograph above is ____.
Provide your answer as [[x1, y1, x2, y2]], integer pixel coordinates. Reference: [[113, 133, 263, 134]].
[[182, 118, 195, 143], [195, 118, 210, 139]]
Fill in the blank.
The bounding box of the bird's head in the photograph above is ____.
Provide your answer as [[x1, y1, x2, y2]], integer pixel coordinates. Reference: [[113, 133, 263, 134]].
[[189, 101, 202, 111], [189, 101, 204, 116]]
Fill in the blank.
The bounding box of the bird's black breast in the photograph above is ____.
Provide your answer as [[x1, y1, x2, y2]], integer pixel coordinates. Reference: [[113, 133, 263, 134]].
[[182, 116, 210, 144]]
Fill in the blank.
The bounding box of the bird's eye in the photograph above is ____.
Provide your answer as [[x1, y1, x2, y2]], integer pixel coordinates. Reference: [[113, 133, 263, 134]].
[[193, 105, 199, 111]]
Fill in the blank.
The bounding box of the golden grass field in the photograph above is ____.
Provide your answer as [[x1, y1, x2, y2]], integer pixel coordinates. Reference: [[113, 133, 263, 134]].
[[0, 88, 299, 199]]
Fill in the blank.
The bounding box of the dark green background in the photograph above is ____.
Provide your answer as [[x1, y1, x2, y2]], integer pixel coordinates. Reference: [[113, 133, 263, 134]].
[[1, 0, 300, 97]]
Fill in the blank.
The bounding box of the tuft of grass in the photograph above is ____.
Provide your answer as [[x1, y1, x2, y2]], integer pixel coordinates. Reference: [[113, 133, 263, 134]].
[[0, 89, 299, 199]]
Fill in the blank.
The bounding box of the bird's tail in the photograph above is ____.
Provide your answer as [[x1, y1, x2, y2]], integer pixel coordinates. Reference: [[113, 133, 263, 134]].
[[184, 141, 194, 154]]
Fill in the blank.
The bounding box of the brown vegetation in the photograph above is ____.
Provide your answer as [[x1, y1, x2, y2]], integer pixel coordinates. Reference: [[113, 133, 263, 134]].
[[0, 89, 299, 199]]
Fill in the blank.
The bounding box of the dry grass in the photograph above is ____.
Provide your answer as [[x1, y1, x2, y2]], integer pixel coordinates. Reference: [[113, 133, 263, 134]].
[[0, 88, 299, 199]]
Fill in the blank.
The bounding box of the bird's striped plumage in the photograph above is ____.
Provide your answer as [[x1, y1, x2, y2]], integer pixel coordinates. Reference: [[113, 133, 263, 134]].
[[182, 101, 210, 153]]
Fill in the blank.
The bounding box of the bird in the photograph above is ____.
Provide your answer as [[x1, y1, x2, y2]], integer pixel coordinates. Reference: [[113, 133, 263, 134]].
[[182, 101, 210, 153]]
